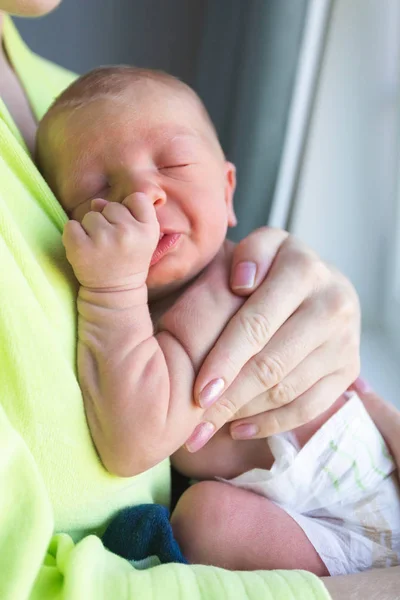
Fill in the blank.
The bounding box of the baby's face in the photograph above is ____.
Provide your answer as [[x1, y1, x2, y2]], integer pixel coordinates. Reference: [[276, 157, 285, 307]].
[[48, 83, 236, 292]]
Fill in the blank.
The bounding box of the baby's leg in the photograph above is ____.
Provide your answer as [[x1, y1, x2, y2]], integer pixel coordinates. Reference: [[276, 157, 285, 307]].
[[171, 481, 328, 575]]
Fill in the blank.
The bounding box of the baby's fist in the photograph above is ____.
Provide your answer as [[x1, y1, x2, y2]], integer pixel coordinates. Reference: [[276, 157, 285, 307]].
[[63, 192, 160, 291]]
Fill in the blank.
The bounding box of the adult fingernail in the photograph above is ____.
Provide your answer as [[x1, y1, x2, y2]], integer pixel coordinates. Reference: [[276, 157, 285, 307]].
[[198, 378, 225, 408], [185, 422, 215, 452], [232, 261, 257, 290], [353, 377, 373, 394], [231, 423, 259, 440]]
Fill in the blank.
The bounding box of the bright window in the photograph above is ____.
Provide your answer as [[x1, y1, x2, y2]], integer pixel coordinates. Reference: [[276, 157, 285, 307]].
[[271, 0, 400, 407]]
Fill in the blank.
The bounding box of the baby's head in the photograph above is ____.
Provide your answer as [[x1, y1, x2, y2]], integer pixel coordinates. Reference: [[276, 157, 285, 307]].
[[36, 66, 236, 292]]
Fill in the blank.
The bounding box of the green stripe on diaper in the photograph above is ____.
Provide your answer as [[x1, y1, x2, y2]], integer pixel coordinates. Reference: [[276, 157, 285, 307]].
[[323, 466, 340, 492], [329, 441, 366, 491], [351, 432, 387, 479]]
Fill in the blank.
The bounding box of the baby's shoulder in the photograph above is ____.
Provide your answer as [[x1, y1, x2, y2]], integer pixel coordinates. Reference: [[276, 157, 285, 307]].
[[196, 239, 236, 291], [171, 239, 240, 312]]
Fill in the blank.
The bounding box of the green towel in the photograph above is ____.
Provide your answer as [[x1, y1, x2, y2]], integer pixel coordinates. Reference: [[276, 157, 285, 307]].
[[0, 16, 331, 600]]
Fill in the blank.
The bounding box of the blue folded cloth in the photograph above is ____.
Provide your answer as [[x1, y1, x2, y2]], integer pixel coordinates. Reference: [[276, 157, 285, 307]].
[[102, 504, 188, 566]]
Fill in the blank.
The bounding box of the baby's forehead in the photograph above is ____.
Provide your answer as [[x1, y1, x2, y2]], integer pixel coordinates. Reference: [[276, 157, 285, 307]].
[[39, 75, 223, 177], [98, 82, 210, 131], [61, 86, 218, 154]]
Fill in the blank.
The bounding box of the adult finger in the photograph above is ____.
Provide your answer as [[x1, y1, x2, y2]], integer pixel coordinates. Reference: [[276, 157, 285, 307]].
[[227, 339, 345, 424], [207, 290, 347, 417], [230, 227, 289, 294], [194, 237, 325, 409], [229, 371, 347, 441], [186, 372, 344, 452]]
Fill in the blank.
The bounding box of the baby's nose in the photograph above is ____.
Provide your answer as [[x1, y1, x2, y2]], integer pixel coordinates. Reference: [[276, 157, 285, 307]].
[[133, 181, 166, 208]]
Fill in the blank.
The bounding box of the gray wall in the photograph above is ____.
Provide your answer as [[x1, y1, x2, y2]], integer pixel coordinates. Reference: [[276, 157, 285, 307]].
[[195, 0, 308, 240], [15, 0, 205, 83]]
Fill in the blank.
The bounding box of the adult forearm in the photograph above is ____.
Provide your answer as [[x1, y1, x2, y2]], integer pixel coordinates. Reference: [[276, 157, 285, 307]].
[[322, 566, 400, 600]]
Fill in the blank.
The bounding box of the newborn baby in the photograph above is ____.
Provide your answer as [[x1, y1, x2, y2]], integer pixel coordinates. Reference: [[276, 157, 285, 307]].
[[36, 65, 400, 576]]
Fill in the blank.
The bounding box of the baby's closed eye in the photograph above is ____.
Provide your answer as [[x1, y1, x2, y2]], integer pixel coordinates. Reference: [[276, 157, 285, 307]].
[[158, 162, 197, 181], [158, 163, 191, 171]]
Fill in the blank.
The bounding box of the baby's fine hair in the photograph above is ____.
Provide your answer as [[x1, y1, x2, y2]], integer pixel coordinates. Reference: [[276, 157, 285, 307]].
[[42, 64, 218, 139], [36, 65, 222, 181]]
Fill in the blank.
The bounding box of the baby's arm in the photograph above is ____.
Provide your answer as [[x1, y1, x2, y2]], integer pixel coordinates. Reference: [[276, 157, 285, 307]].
[[64, 194, 243, 477], [64, 194, 202, 476], [172, 424, 273, 479]]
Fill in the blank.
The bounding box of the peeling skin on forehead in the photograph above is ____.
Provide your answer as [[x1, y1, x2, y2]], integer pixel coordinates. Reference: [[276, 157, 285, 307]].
[[37, 77, 225, 198]]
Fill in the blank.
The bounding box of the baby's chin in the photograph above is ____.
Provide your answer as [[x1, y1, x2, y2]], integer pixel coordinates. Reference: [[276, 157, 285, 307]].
[[147, 273, 193, 302], [147, 263, 203, 302]]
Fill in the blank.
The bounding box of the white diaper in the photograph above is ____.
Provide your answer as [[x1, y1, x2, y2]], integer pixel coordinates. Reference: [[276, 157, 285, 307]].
[[221, 394, 400, 575]]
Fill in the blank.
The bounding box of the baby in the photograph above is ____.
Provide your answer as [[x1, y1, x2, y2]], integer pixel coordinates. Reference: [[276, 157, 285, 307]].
[[36, 66, 400, 576]]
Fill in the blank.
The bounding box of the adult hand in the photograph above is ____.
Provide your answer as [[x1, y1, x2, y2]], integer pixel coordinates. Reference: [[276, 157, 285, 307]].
[[187, 227, 360, 452], [350, 377, 400, 470]]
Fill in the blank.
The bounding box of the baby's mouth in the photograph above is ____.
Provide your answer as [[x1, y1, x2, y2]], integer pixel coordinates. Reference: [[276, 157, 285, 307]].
[[151, 233, 181, 266]]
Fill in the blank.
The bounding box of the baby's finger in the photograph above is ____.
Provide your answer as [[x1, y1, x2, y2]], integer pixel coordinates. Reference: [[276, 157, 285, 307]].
[[91, 198, 108, 212], [123, 192, 157, 224], [62, 219, 89, 248], [81, 211, 111, 238], [100, 201, 135, 225]]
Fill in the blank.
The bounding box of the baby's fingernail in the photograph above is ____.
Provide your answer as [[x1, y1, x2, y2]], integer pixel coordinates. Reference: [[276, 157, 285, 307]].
[[185, 422, 215, 452], [91, 198, 107, 211], [231, 423, 259, 440], [232, 261, 257, 290], [198, 378, 225, 408], [352, 377, 373, 394]]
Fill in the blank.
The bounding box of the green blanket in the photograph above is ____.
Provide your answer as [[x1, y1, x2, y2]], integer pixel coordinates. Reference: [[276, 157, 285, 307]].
[[0, 16, 331, 600]]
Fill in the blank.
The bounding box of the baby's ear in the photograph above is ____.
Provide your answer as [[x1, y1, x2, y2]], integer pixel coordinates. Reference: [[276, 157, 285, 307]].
[[224, 161, 237, 227]]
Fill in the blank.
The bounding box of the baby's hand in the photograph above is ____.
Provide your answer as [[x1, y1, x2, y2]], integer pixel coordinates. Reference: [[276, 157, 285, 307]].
[[62, 192, 159, 291]]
